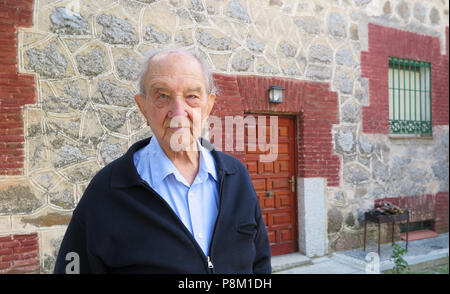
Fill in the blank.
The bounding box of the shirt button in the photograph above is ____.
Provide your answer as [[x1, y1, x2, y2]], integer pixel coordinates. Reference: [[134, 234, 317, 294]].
[[198, 233, 204, 239]]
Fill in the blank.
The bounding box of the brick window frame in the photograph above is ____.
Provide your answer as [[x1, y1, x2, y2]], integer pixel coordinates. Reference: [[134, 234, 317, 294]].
[[361, 24, 449, 135]]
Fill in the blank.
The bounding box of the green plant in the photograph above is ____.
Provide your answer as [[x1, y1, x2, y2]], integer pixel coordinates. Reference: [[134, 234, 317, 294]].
[[390, 242, 409, 274]]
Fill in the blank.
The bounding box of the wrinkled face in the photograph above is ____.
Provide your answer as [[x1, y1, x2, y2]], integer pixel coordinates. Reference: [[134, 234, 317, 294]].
[[134, 52, 215, 152]]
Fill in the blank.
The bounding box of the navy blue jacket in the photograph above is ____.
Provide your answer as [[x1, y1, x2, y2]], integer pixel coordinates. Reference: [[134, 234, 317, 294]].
[[54, 137, 272, 274]]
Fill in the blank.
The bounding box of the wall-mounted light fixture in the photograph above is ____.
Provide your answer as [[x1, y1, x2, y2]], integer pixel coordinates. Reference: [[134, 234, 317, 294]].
[[268, 85, 285, 103]]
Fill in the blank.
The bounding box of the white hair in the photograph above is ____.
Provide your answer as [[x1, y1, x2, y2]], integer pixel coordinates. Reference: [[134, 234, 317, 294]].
[[137, 48, 217, 96]]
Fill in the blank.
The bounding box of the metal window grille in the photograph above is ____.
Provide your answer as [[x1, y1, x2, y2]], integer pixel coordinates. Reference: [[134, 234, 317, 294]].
[[388, 57, 432, 135]]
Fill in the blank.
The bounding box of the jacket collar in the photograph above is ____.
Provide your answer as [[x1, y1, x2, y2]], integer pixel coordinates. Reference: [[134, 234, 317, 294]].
[[111, 136, 237, 188]]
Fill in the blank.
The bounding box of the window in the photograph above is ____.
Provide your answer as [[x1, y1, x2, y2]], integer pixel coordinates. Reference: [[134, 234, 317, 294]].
[[388, 57, 432, 136]]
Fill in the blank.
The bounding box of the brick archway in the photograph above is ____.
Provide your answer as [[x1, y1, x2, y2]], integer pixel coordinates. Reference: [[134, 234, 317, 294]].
[[211, 73, 340, 186]]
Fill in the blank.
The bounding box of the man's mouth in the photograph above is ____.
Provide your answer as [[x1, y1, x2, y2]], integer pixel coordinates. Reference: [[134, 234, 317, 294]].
[[168, 126, 190, 131]]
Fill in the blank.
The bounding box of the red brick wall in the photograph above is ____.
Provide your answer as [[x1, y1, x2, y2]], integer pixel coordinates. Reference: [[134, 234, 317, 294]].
[[375, 192, 449, 233], [434, 192, 449, 233], [211, 74, 340, 186], [361, 24, 449, 134], [0, 233, 40, 274], [0, 0, 36, 176]]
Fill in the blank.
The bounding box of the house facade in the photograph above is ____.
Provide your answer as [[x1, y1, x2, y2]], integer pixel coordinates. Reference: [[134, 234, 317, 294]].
[[0, 0, 448, 273]]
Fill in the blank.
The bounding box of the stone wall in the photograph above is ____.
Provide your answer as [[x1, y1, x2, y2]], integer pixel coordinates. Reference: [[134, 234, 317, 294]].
[[328, 126, 449, 251], [0, 0, 449, 272]]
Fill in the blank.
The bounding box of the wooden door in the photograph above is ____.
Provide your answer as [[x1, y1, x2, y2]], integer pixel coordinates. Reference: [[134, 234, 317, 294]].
[[243, 115, 298, 256]]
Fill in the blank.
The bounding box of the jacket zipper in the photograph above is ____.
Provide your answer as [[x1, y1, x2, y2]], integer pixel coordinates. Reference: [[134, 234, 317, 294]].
[[206, 169, 225, 274], [139, 180, 213, 273], [207, 256, 214, 270]]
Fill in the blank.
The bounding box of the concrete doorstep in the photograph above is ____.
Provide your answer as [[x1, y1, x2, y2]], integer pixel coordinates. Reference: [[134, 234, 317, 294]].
[[271, 252, 312, 273]]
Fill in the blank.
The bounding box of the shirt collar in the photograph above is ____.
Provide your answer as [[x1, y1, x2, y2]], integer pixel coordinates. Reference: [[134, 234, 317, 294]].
[[148, 136, 217, 188], [148, 136, 181, 187], [197, 140, 218, 183]]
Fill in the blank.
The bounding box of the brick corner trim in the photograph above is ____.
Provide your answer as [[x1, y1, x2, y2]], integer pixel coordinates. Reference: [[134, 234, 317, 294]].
[[361, 23, 449, 134], [0, 232, 40, 274], [0, 0, 36, 176]]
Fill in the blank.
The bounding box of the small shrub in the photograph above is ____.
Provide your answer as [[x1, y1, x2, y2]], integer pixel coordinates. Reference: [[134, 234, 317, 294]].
[[391, 242, 409, 274]]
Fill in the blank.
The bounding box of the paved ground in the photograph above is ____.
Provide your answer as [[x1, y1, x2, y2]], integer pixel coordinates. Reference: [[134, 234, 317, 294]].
[[274, 233, 449, 274], [275, 255, 362, 274]]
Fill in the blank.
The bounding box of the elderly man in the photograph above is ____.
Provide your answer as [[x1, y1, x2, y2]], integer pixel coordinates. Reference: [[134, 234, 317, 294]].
[[54, 49, 271, 274]]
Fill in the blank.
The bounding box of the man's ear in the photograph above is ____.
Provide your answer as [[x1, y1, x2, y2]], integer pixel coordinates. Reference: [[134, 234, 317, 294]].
[[135, 94, 151, 125], [134, 94, 146, 116]]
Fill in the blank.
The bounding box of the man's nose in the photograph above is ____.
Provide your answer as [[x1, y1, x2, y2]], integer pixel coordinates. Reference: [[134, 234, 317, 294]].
[[168, 97, 187, 117]]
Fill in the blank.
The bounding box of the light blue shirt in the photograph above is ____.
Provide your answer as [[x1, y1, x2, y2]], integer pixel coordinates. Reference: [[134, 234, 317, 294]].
[[133, 136, 219, 256]]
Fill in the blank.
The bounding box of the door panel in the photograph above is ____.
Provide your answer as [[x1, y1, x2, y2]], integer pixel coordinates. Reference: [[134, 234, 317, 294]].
[[242, 115, 298, 256]]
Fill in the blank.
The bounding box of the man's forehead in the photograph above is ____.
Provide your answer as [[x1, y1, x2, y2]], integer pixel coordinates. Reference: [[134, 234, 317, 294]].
[[148, 81, 204, 92], [147, 72, 206, 86]]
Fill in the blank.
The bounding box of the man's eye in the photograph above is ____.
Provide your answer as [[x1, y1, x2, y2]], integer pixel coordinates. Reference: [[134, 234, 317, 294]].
[[187, 95, 198, 99], [159, 93, 169, 99]]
